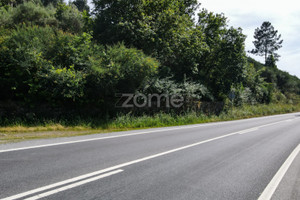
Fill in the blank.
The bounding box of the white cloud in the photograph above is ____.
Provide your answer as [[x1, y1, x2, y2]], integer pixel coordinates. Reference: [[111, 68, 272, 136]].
[[200, 0, 300, 78]]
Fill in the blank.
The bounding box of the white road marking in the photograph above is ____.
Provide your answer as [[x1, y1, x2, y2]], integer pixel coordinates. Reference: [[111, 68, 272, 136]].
[[285, 119, 293, 122], [1, 116, 298, 153], [243, 118, 296, 134], [258, 144, 300, 200], [24, 170, 123, 200], [237, 128, 259, 135]]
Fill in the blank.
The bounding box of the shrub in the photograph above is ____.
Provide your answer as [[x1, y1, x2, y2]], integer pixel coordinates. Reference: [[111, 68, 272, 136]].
[[0, 2, 58, 28], [55, 3, 84, 34], [0, 25, 88, 104]]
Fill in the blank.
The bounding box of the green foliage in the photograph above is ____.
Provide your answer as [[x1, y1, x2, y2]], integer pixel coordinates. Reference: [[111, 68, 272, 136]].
[[46, 32, 93, 70], [0, 25, 90, 104], [40, 65, 86, 101], [86, 44, 159, 108], [0, 25, 159, 118], [0, 6, 12, 26], [0, 25, 54, 101], [72, 0, 89, 12], [0, 2, 87, 34], [55, 3, 84, 34], [243, 63, 274, 104], [93, 0, 206, 80], [265, 54, 277, 68], [93, 1, 247, 100], [82, 9, 93, 32], [196, 10, 247, 99], [41, 0, 63, 7], [0, 0, 24, 7], [102, 44, 159, 92], [0, 2, 57, 28], [248, 57, 300, 96], [141, 77, 213, 102]]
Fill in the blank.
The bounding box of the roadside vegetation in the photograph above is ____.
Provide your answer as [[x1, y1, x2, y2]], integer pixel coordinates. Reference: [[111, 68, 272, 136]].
[[1, 102, 299, 143], [1, 0, 300, 143]]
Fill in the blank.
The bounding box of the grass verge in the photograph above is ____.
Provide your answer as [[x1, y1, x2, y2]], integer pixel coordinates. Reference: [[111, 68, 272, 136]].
[[0, 103, 299, 144]]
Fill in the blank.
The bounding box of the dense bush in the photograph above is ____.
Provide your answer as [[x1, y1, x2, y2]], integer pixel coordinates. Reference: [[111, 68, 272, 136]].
[[55, 3, 84, 34], [0, 2, 57, 28], [0, 25, 55, 101], [85, 43, 159, 114], [0, 25, 159, 117], [0, 2, 84, 34]]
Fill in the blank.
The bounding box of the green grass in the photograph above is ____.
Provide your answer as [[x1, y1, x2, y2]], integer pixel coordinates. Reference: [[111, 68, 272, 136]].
[[0, 103, 300, 144]]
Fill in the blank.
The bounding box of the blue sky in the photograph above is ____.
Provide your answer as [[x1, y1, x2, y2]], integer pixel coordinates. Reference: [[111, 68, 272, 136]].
[[200, 0, 300, 78]]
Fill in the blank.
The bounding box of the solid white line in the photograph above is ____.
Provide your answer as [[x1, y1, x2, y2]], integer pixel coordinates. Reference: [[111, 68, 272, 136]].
[[24, 170, 123, 200], [257, 144, 300, 200], [1, 131, 239, 200], [0, 123, 222, 153]]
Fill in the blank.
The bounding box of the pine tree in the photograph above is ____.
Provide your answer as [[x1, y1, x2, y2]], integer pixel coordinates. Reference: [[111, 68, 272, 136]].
[[250, 21, 283, 64]]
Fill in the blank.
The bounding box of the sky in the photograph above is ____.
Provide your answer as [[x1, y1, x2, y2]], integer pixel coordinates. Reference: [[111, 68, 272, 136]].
[[199, 0, 300, 78]]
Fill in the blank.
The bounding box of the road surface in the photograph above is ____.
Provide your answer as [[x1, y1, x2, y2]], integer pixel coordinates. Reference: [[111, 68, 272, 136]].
[[1, 113, 300, 200]]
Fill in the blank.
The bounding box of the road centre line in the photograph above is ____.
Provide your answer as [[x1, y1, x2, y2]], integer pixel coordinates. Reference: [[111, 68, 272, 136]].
[[237, 128, 259, 135], [237, 118, 296, 135], [0, 117, 297, 153], [258, 144, 300, 200]]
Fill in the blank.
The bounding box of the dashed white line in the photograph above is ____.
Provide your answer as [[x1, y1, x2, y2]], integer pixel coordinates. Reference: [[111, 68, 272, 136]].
[[237, 128, 259, 135]]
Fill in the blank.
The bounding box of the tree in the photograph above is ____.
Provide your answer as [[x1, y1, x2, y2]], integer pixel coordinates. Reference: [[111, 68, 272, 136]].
[[92, 0, 203, 81], [196, 9, 247, 99], [55, 3, 84, 34], [41, 0, 63, 7], [250, 21, 283, 64], [72, 0, 89, 12]]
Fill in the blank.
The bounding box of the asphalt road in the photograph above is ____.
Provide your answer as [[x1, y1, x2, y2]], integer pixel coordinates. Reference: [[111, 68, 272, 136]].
[[1, 113, 300, 200]]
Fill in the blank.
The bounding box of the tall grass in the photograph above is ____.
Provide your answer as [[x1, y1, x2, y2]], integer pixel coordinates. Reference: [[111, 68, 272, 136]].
[[1, 103, 299, 135]]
